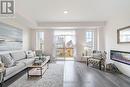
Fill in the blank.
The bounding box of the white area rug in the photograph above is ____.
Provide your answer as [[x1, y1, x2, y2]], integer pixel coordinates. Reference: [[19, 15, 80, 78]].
[[9, 63, 64, 87]]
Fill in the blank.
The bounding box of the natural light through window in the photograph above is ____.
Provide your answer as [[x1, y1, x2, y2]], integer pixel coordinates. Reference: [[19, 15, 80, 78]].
[[85, 31, 96, 50], [36, 32, 44, 51]]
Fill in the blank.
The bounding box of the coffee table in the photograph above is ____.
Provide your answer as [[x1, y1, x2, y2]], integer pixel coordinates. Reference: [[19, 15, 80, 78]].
[[27, 62, 48, 78]]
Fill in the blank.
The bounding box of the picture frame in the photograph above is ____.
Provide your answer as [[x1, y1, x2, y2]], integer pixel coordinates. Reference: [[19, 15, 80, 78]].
[[117, 26, 130, 44], [0, 22, 23, 51]]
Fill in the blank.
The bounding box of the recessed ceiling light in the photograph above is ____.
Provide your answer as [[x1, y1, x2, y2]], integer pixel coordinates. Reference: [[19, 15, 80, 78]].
[[64, 10, 68, 14]]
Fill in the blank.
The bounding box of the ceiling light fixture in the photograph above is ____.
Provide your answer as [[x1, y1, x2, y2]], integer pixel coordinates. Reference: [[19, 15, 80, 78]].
[[64, 10, 68, 14]]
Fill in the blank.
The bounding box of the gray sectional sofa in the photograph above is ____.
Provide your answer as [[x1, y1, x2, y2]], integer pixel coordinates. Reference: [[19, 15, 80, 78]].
[[0, 50, 50, 81]]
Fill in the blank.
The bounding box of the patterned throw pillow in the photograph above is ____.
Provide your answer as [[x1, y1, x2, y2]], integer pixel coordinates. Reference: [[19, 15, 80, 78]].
[[0, 54, 16, 68]]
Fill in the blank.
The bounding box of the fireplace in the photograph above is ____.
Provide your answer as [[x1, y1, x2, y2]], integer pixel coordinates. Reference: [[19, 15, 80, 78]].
[[110, 50, 130, 65]]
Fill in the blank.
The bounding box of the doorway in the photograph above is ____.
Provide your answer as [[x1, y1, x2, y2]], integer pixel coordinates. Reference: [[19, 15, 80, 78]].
[[54, 30, 76, 60]]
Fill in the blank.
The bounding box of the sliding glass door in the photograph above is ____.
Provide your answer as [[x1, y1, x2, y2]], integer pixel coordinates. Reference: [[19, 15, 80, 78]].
[[54, 30, 75, 60]]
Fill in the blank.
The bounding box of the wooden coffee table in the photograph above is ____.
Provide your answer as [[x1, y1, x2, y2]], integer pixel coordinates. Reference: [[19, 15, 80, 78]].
[[27, 62, 48, 78]]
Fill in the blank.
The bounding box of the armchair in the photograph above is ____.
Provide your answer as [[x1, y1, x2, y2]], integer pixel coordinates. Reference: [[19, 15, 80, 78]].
[[87, 51, 107, 70]]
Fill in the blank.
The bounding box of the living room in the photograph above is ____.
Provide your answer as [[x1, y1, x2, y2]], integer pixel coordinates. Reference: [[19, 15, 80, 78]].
[[0, 0, 130, 87]]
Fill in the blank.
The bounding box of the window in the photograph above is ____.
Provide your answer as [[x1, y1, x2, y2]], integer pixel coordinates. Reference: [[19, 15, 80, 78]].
[[36, 32, 44, 50], [85, 31, 96, 50]]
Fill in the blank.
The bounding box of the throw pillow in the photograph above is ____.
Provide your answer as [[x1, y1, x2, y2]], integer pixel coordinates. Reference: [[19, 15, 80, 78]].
[[26, 51, 35, 58], [1, 54, 16, 68]]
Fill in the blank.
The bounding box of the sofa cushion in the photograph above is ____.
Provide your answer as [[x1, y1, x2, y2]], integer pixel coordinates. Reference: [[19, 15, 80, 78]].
[[0, 54, 16, 68], [26, 50, 35, 58], [10, 51, 26, 61], [19, 59, 35, 66], [5, 62, 25, 76]]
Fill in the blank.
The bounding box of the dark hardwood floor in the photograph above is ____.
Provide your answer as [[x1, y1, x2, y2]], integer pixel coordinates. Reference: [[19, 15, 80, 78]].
[[3, 69, 27, 87], [63, 61, 130, 87], [3, 61, 130, 87]]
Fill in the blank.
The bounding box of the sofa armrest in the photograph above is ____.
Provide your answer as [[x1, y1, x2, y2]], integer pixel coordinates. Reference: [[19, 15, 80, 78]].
[[0, 63, 4, 70], [0, 63, 6, 81]]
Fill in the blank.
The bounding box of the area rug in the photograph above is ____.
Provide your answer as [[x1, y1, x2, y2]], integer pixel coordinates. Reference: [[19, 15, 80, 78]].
[[9, 63, 64, 87]]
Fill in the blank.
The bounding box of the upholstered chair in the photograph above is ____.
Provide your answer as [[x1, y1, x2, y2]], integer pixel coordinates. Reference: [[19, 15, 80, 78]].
[[87, 51, 107, 70]]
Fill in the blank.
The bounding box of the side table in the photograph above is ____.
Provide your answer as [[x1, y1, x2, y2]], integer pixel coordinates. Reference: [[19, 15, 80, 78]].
[[0, 68, 5, 87]]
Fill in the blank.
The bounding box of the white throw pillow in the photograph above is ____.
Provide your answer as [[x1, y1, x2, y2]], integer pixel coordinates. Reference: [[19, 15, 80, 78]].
[[1, 54, 16, 68], [26, 51, 35, 58]]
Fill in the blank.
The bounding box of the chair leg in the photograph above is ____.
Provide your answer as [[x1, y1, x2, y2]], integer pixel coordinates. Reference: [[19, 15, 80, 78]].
[[99, 62, 101, 70], [0, 82, 3, 87], [87, 61, 89, 66], [104, 64, 106, 71], [104, 64, 107, 71], [87, 58, 89, 66]]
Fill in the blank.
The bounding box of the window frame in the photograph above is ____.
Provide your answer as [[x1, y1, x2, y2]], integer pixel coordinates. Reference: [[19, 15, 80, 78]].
[[85, 30, 97, 50], [36, 32, 44, 51]]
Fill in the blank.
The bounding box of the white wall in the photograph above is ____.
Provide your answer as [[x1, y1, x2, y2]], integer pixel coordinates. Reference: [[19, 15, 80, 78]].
[[105, 13, 130, 77], [0, 18, 31, 50], [75, 29, 86, 61], [97, 27, 105, 51]]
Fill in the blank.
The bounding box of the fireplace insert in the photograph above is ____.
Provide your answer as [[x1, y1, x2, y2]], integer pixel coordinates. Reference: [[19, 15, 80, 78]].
[[110, 50, 130, 65]]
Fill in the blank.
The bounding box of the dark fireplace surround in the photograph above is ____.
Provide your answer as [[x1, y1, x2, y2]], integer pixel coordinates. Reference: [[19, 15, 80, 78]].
[[110, 50, 130, 65]]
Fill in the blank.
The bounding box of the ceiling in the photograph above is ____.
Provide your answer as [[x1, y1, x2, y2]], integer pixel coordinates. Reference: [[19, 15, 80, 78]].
[[15, 0, 130, 27]]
